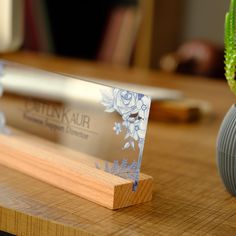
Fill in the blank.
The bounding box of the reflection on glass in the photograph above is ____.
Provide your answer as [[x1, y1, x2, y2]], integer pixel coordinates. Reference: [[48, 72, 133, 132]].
[[0, 61, 151, 191]]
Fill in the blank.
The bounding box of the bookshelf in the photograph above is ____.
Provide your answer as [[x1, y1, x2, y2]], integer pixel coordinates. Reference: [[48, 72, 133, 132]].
[[23, 0, 184, 69]]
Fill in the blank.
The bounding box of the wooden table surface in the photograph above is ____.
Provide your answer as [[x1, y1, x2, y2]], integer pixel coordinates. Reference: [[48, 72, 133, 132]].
[[0, 52, 236, 236]]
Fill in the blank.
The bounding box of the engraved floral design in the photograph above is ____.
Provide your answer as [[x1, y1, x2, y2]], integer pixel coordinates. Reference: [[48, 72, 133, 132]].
[[113, 122, 122, 135], [113, 90, 139, 119], [97, 88, 151, 191]]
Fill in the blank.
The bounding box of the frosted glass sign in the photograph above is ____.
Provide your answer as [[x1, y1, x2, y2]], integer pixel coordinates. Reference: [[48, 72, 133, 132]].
[[0, 61, 151, 191]]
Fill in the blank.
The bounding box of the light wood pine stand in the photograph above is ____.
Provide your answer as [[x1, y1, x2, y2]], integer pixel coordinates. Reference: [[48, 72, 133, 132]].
[[0, 128, 153, 210]]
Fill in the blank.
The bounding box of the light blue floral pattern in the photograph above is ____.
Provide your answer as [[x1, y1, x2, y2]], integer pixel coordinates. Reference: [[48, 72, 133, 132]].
[[113, 122, 122, 135], [97, 88, 151, 191]]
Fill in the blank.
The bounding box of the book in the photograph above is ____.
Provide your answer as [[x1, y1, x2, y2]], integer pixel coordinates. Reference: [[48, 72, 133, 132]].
[[97, 6, 141, 66], [24, 0, 53, 52], [111, 6, 141, 65], [97, 7, 126, 63]]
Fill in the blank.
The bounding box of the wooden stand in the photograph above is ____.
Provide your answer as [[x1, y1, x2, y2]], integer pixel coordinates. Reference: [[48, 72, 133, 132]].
[[0, 128, 153, 210]]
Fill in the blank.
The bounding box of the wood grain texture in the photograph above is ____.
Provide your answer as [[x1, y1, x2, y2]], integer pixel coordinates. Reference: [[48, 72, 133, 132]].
[[0, 52, 236, 235], [0, 128, 152, 210], [151, 99, 205, 122]]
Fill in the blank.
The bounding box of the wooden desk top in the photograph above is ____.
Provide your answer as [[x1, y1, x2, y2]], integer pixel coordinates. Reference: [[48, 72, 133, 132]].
[[0, 52, 236, 236]]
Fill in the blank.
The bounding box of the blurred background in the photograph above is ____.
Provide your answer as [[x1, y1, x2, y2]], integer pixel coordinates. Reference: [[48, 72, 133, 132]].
[[0, 0, 229, 78]]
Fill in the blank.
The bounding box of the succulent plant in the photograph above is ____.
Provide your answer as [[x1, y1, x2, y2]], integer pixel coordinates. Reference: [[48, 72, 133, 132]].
[[225, 0, 236, 94]]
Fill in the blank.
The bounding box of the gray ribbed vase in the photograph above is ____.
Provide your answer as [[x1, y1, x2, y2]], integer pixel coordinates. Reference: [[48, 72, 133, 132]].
[[217, 104, 236, 195]]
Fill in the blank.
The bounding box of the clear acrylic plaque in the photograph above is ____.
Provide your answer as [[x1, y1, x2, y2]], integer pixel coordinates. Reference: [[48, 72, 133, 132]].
[[0, 61, 151, 191]]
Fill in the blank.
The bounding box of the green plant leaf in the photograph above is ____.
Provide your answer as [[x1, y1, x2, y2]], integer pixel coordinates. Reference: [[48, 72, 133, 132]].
[[225, 0, 236, 94]]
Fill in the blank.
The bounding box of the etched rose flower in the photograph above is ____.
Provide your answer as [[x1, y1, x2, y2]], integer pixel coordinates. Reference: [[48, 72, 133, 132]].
[[137, 96, 150, 119], [113, 89, 138, 119]]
